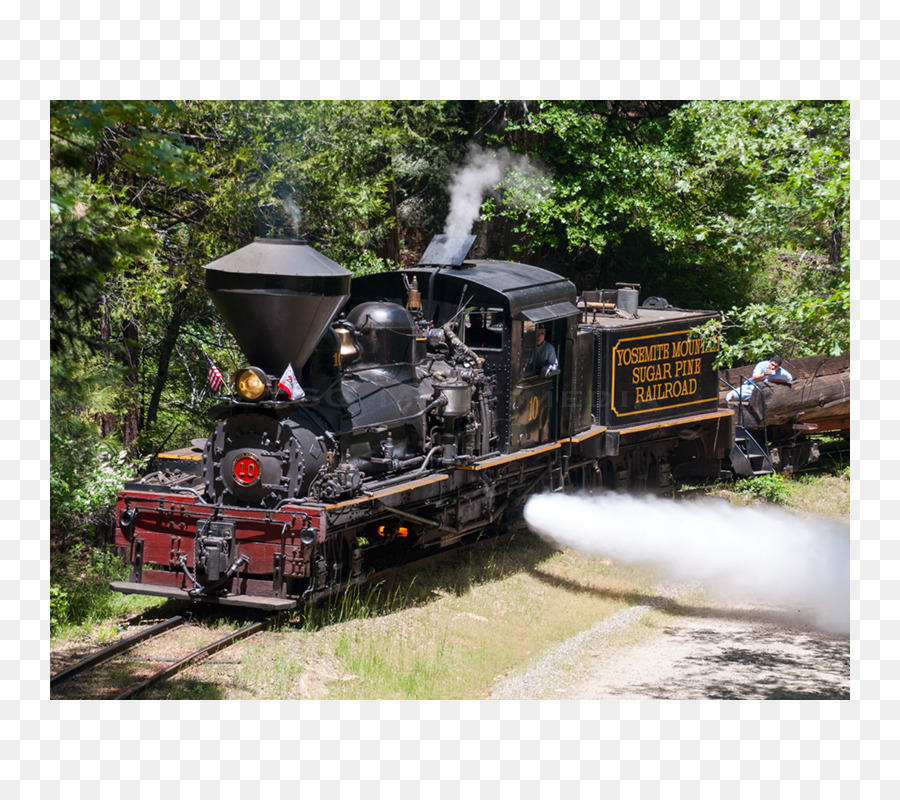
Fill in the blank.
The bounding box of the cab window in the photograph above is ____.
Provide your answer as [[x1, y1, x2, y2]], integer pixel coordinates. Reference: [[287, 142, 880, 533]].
[[463, 307, 504, 350]]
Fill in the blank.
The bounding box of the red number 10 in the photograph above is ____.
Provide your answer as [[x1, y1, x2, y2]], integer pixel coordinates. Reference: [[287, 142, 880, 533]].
[[234, 456, 259, 485]]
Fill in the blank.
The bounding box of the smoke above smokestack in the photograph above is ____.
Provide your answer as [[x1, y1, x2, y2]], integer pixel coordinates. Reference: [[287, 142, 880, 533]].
[[281, 196, 303, 238], [443, 144, 552, 239], [524, 493, 850, 635]]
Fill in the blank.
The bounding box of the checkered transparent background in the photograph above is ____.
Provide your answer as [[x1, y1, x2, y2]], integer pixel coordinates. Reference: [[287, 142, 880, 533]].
[[10, 0, 896, 795]]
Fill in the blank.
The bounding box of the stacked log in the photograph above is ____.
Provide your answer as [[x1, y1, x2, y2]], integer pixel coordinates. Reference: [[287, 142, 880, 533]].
[[718, 352, 850, 432]]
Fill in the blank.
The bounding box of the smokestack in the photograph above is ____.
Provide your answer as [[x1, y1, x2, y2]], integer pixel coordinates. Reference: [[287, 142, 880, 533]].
[[418, 233, 477, 268], [204, 238, 351, 375]]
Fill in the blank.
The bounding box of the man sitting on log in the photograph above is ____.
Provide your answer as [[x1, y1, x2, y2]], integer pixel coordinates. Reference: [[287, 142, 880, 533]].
[[726, 355, 793, 402]]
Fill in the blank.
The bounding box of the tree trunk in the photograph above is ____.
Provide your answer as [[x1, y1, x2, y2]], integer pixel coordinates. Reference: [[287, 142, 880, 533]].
[[97, 295, 141, 451], [387, 167, 401, 267], [145, 289, 188, 429], [98, 297, 116, 439], [121, 317, 141, 453], [830, 225, 842, 267], [736, 373, 851, 428]]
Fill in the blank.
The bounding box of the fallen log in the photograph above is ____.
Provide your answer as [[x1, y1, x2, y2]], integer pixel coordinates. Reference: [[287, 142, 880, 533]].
[[718, 351, 849, 390], [718, 352, 850, 432]]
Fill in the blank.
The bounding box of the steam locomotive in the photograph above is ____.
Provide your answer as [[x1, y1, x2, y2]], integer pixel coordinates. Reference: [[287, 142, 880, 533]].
[[111, 235, 735, 610]]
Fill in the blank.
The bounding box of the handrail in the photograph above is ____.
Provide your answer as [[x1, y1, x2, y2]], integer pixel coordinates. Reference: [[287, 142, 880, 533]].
[[720, 374, 770, 462]]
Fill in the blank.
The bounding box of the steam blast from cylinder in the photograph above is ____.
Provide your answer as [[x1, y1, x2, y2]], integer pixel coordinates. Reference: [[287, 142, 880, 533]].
[[524, 493, 849, 635]]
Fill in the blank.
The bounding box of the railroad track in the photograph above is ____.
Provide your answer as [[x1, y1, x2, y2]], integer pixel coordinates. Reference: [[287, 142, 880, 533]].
[[51, 527, 525, 699], [50, 613, 271, 700]]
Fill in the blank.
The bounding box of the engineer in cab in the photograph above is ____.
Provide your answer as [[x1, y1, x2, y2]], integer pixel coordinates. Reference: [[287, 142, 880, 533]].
[[527, 326, 559, 377]]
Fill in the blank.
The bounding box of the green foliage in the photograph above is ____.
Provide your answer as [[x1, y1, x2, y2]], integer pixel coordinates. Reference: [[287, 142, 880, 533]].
[[340, 250, 393, 277], [50, 541, 131, 635], [694, 273, 849, 368], [50, 431, 145, 537], [50, 101, 208, 353], [502, 100, 848, 312], [50, 172, 157, 353], [733, 473, 795, 504], [50, 584, 70, 633], [50, 350, 149, 538], [660, 101, 849, 263]]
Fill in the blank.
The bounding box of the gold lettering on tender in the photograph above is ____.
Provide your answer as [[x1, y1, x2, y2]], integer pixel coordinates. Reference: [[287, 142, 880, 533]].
[[620, 331, 710, 409], [632, 376, 701, 406]]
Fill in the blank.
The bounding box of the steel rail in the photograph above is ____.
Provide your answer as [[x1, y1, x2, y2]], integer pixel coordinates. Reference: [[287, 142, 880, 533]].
[[116, 618, 270, 700], [50, 616, 187, 689]]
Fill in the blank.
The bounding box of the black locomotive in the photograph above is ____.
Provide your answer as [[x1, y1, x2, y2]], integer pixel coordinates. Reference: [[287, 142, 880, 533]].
[[112, 235, 735, 610]]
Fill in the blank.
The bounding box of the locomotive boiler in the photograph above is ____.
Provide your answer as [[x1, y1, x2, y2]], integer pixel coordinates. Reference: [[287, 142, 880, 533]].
[[111, 235, 735, 610]]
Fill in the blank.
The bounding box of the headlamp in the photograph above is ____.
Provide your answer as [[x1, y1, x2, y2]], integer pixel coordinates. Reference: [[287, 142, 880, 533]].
[[234, 367, 268, 401]]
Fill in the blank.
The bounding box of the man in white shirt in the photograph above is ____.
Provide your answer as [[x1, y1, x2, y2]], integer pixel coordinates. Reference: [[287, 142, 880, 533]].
[[726, 355, 793, 401]]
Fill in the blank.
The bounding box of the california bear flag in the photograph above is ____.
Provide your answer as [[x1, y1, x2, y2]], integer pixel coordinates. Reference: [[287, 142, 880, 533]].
[[277, 364, 305, 400]]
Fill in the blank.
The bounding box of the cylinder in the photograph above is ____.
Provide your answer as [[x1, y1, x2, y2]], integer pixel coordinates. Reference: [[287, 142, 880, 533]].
[[617, 287, 639, 315], [440, 382, 473, 417]]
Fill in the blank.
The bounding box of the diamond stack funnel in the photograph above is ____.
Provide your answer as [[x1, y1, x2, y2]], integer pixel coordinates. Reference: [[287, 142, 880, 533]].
[[204, 239, 352, 375]]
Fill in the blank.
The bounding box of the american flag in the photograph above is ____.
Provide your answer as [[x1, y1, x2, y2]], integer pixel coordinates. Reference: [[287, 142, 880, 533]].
[[205, 354, 224, 392]]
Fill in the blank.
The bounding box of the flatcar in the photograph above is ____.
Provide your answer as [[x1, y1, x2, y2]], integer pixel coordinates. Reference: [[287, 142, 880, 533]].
[[111, 235, 736, 610]]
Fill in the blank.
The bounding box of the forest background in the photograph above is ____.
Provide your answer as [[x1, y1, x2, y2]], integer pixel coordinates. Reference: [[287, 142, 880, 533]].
[[49, 99, 850, 583]]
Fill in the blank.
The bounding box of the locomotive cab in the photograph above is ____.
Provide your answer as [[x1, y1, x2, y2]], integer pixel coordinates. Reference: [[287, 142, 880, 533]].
[[352, 236, 582, 454]]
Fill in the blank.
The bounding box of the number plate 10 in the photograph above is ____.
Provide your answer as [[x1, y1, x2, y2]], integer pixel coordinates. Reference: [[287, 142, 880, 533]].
[[233, 452, 262, 486]]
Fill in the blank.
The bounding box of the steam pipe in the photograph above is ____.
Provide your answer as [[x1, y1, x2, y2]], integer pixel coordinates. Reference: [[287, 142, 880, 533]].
[[426, 265, 445, 320], [414, 446, 443, 474]]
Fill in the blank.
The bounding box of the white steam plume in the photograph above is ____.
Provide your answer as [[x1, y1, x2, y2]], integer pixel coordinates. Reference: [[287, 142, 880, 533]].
[[444, 145, 552, 239], [524, 493, 850, 635], [281, 196, 302, 237]]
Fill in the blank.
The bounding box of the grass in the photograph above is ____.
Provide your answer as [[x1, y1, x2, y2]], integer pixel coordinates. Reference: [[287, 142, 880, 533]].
[[51, 586, 167, 645], [49, 536, 172, 643], [695, 433, 851, 520], [225, 536, 662, 700], [789, 473, 851, 519]]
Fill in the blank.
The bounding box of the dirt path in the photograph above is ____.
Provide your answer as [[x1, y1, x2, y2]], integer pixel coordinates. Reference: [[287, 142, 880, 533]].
[[489, 587, 850, 700]]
